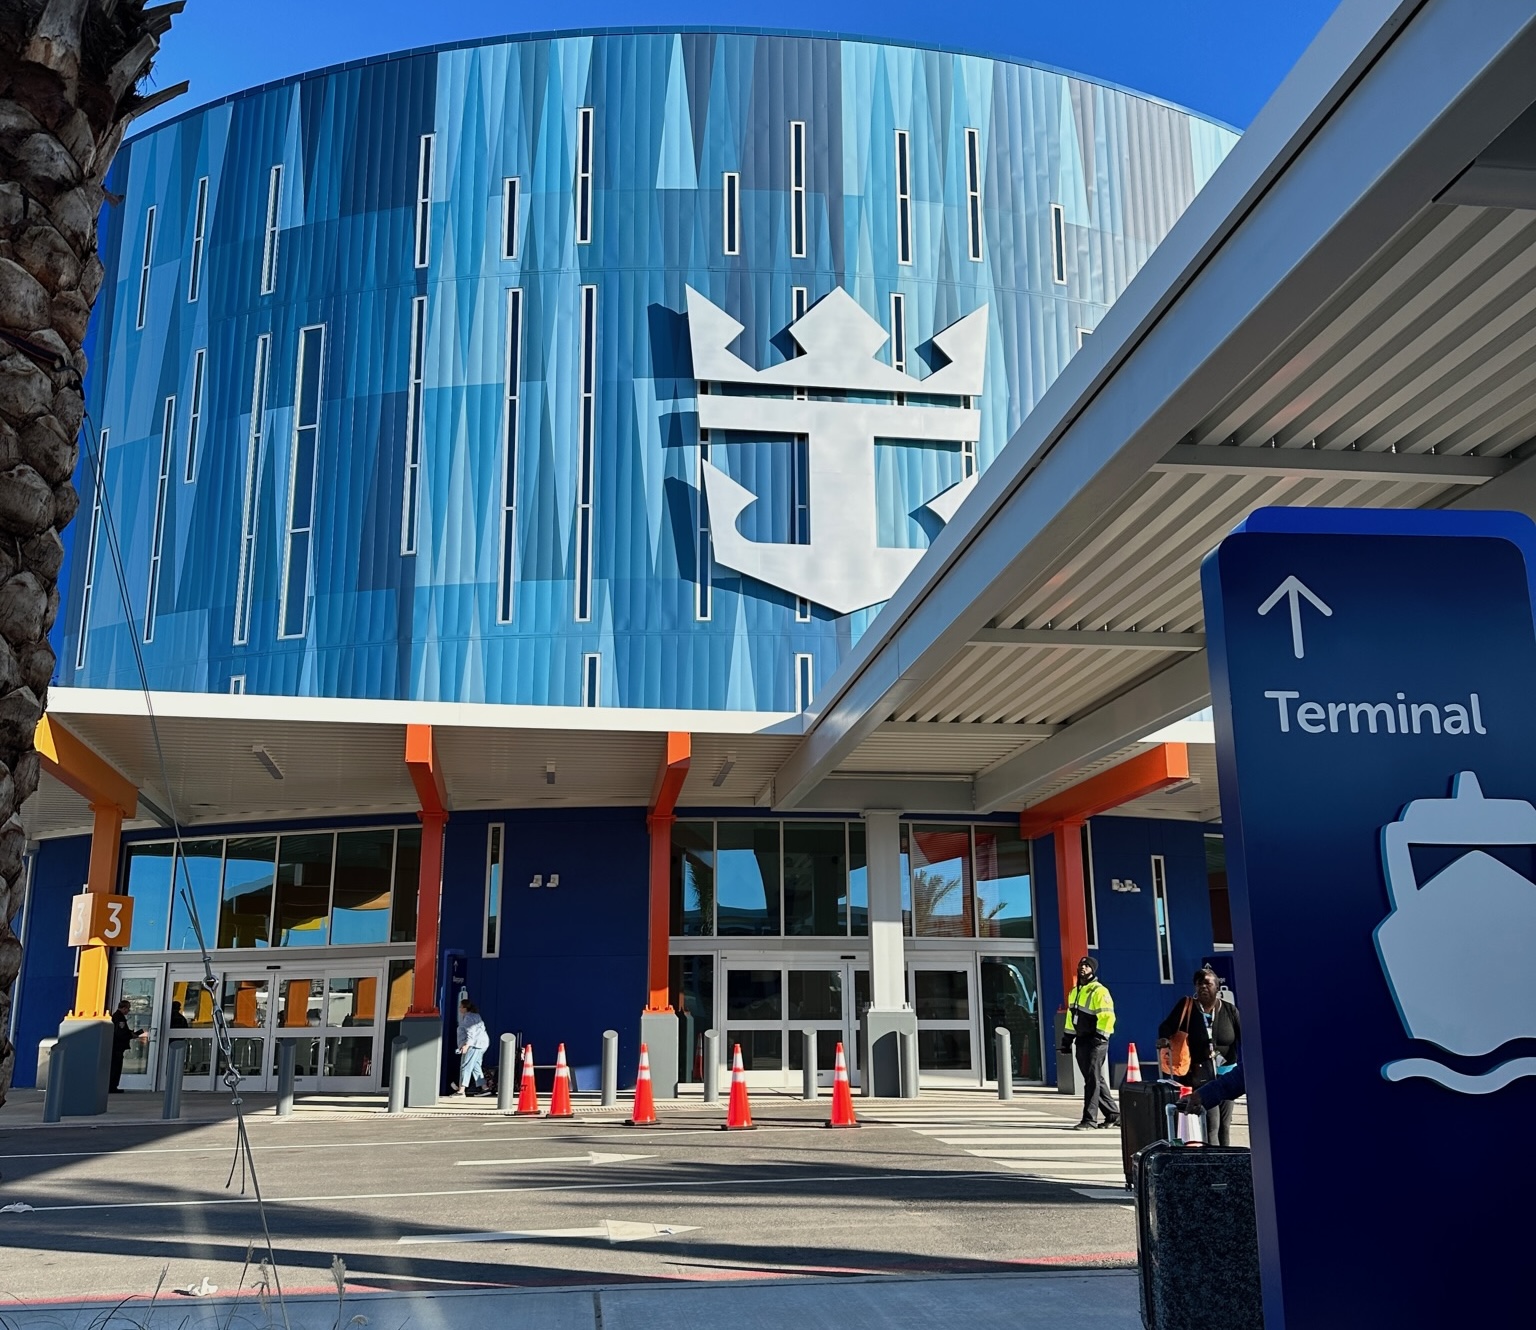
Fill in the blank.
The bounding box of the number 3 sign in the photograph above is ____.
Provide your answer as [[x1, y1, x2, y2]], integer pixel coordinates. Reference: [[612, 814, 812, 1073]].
[[68, 893, 135, 948]]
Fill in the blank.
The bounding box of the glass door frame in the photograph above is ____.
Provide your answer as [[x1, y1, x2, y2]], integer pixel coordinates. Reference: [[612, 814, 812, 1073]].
[[906, 952, 981, 1086], [110, 963, 166, 1091], [718, 952, 864, 1090]]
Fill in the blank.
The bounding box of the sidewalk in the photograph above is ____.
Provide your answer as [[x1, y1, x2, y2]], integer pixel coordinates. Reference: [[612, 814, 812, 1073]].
[[1, 1269, 1142, 1329]]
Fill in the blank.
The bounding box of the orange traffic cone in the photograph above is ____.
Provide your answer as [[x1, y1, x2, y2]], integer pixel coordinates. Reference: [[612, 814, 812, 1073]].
[[826, 1042, 859, 1128], [626, 1043, 658, 1127], [1125, 1043, 1143, 1084], [514, 1044, 540, 1116], [721, 1043, 756, 1130], [1176, 1083, 1205, 1146], [547, 1043, 575, 1118]]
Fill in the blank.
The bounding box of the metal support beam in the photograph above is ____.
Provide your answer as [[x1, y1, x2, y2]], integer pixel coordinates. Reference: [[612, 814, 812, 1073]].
[[786, 776, 975, 813], [875, 720, 1062, 739], [1154, 442, 1509, 485], [969, 628, 1205, 653], [1020, 743, 1192, 838], [404, 725, 448, 1018], [646, 732, 691, 1013]]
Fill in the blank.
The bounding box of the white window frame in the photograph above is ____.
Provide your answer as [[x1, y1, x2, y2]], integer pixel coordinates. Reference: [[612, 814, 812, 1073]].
[[1151, 852, 1174, 983], [184, 348, 206, 482], [187, 176, 209, 302], [695, 385, 711, 623], [894, 128, 912, 266], [501, 176, 520, 260], [400, 295, 428, 556], [233, 333, 271, 646], [889, 292, 906, 373], [414, 133, 434, 269], [582, 652, 601, 707], [143, 395, 176, 643], [1050, 202, 1067, 286], [575, 284, 597, 622], [1077, 327, 1093, 349], [962, 438, 977, 479], [229, 675, 247, 694], [75, 428, 107, 670], [794, 652, 814, 712], [279, 324, 325, 640], [722, 171, 740, 256], [484, 823, 505, 957], [497, 287, 524, 624], [964, 127, 983, 262], [260, 165, 282, 296], [789, 120, 807, 259], [135, 205, 155, 330], [576, 106, 594, 246], [792, 285, 808, 323]]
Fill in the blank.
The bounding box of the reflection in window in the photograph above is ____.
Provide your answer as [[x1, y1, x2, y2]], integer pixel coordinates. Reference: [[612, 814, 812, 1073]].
[[783, 822, 847, 936], [716, 821, 780, 936], [219, 836, 276, 947], [121, 842, 174, 951], [670, 954, 714, 1084], [391, 827, 421, 943], [273, 833, 333, 947], [169, 839, 223, 951], [726, 968, 782, 1020], [275, 976, 322, 1028], [981, 956, 1041, 1082], [221, 976, 269, 1029], [382, 958, 414, 1090], [848, 821, 868, 936], [332, 830, 394, 946], [484, 824, 504, 957], [328, 974, 379, 1027], [670, 821, 714, 936], [974, 826, 1033, 938], [908, 824, 973, 938]]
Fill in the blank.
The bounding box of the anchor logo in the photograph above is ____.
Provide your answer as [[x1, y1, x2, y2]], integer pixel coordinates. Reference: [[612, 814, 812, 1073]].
[[686, 287, 987, 615]]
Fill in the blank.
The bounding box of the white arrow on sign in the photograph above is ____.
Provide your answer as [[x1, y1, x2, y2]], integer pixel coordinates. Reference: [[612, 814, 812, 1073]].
[[1257, 575, 1333, 659], [453, 1151, 653, 1168], [398, 1219, 699, 1246]]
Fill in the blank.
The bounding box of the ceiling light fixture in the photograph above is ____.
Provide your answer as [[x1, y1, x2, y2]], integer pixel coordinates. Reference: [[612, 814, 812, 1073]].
[[545, 761, 557, 785], [712, 751, 737, 787], [252, 745, 284, 781]]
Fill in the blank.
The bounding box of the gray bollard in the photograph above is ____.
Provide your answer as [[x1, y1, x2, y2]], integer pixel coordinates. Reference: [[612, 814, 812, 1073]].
[[42, 1040, 65, 1123], [388, 1035, 408, 1114], [498, 1033, 518, 1113], [276, 1040, 296, 1117], [899, 1028, 919, 1099], [801, 1029, 818, 1100], [702, 1029, 719, 1103], [602, 1029, 619, 1107], [995, 1027, 1014, 1101], [162, 1042, 185, 1120]]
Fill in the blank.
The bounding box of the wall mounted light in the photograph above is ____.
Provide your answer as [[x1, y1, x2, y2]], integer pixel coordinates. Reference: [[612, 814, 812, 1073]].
[[547, 873, 560, 889], [544, 761, 557, 785], [252, 745, 284, 781], [529, 874, 543, 889], [712, 751, 737, 787]]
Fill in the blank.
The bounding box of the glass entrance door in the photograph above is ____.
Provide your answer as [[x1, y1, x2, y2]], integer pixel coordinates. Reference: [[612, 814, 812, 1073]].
[[907, 957, 979, 1084], [721, 958, 861, 1089], [111, 966, 164, 1091]]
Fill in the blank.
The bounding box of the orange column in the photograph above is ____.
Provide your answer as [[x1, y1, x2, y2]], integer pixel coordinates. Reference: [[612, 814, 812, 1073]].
[[71, 801, 126, 1019], [646, 733, 691, 1013], [1054, 820, 1090, 1003], [404, 724, 450, 1018]]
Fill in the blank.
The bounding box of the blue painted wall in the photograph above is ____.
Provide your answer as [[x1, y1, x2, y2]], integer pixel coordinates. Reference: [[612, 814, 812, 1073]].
[[10, 837, 90, 1090]]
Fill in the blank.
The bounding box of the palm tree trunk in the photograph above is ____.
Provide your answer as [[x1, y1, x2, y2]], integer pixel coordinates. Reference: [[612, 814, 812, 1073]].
[[0, 0, 184, 1105]]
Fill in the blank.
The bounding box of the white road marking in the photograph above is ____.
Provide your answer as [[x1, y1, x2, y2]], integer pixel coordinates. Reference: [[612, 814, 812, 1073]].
[[1074, 1188, 1134, 1202], [399, 1219, 700, 1246], [453, 1151, 653, 1167], [0, 1133, 556, 1162]]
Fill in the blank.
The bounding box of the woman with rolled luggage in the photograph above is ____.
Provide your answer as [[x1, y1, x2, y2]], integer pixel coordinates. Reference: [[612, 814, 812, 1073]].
[[1156, 965, 1242, 1145]]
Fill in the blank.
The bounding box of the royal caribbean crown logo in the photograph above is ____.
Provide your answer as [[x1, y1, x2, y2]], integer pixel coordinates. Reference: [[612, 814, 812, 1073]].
[[686, 287, 987, 615]]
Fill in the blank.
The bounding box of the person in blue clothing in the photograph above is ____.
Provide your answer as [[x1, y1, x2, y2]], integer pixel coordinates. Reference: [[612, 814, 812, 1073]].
[[1179, 1062, 1246, 1113], [451, 999, 490, 1097]]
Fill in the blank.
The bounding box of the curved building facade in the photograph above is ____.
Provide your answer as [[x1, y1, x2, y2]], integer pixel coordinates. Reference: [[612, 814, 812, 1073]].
[[62, 28, 1234, 710]]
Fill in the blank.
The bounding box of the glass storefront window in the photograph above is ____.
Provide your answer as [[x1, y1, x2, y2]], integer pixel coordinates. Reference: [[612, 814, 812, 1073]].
[[327, 974, 379, 1027], [670, 822, 715, 936], [274, 976, 322, 1029], [391, 827, 421, 943], [783, 822, 847, 936], [848, 821, 868, 936], [273, 834, 334, 947], [331, 830, 394, 946], [981, 956, 1042, 1083], [912, 969, 970, 1020], [169, 839, 224, 952], [908, 824, 973, 937], [716, 821, 780, 936], [974, 826, 1033, 938], [787, 969, 842, 1021], [382, 958, 414, 1088], [670, 954, 714, 1084], [726, 968, 782, 1020], [219, 836, 276, 947], [121, 842, 173, 950]]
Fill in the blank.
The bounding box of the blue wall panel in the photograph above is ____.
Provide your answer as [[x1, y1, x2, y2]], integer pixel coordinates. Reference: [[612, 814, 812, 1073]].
[[10, 837, 90, 1090]]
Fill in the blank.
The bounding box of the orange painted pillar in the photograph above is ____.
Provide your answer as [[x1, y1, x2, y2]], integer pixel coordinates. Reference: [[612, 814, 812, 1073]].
[[408, 808, 447, 1017], [70, 801, 126, 1019], [1055, 819, 1090, 1005], [645, 733, 691, 1013]]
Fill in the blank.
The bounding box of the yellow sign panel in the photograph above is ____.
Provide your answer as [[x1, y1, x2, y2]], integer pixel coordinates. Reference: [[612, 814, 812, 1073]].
[[67, 893, 135, 949]]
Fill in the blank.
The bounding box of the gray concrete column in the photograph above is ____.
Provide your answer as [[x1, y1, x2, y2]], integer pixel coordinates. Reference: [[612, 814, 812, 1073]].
[[861, 811, 917, 1097]]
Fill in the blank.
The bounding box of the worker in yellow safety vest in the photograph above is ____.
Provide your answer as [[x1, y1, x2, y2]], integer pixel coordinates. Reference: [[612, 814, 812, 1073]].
[[1061, 955, 1119, 1130]]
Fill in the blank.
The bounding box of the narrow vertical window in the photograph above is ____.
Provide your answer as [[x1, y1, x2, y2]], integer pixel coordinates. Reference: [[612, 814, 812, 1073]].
[[889, 292, 906, 373], [1077, 327, 1093, 349], [696, 385, 711, 623], [962, 438, 977, 479], [401, 296, 427, 556], [965, 128, 983, 262], [582, 653, 601, 707], [574, 284, 597, 622], [501, 176, 520, 260], [260, 165, 282, 295], [894, 129, 912, 266], [1082, 821, 1099, 947], [279, 325, 325, 639], [233, 333, 271, 645], [75, 430, 108, 670], [187, 176, 209, 302], [414, 134, 434, 269], [143, 397, 176, 643], [135, 206, 155, 329], [498, 288, 523, 623], [484, 824, 504, 957], [722, 171, 740, 255], [794, 652, 814, 712], [792, 286, 809, 322], [184, 348, 206, 482], [790, 283, 811, 621], [1152, 853, 1173, 983], [789, 120, 807, 259], [1050, 202, 1067, 286], [576, 106, 594, 246], [229, 675, 247, 694]]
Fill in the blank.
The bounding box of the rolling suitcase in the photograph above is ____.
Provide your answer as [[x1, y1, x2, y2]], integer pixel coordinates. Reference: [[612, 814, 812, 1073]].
[[1117, 1079, 1183, 1188], [1133, 1141, 1264, 1329]]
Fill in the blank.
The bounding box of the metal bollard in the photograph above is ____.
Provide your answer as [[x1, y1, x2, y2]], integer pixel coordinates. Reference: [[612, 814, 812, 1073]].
[[702, 1029, 719, 1103], [498, 1033, 518, 1112], [42, 1041, 64, 1123], [899, 1028, 919, 1099], [601, 1029, 619, 1107], [801, 1029, 818, 1100], [162, 1042, 185, 1120], [388, 1035, 408, 1114], [276, 1040, 296, 1118], [995, 1027, 1014, 1101]]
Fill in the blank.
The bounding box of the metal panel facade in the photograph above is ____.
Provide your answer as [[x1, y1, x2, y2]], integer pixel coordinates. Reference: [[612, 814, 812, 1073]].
[[62, 29, 1235, 710]]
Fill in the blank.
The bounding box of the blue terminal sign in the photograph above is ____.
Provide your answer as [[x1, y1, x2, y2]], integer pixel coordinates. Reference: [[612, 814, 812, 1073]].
[[1202, 508, 1536, 1326]]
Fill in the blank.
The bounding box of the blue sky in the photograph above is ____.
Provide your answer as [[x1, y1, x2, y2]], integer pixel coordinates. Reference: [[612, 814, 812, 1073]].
[[141, 1, 1344, 133]]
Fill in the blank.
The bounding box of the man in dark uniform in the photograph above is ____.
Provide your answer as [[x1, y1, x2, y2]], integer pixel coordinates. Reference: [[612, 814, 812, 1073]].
[[109, 999, 143, 1092], [1061, 956, 1119, 1130]]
